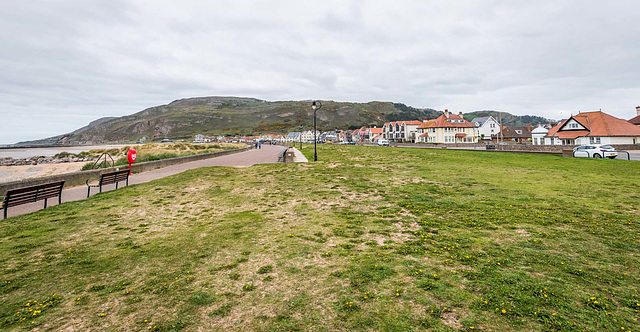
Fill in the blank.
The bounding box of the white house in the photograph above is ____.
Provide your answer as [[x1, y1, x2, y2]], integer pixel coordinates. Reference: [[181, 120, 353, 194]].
[[531, 125, 549, 145], [300, 130, 320, 142], [416, 110, 478, 144], [545, 111, 640, 145], [470, 116, 501, 140], [382, 120, 422, 142]]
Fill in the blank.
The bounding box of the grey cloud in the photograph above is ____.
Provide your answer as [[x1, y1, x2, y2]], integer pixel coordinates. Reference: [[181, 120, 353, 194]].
[[1, 0, 640, 143]]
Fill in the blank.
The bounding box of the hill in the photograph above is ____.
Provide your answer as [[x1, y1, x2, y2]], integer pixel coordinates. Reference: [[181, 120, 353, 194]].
[[16, 97, 554, 145], [463, 110, 553, 127], [21, 97, 439, 144]]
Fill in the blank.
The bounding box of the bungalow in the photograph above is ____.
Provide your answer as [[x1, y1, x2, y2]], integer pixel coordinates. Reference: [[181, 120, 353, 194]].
[[416, 110, 478, 143], [545, 110, 640, 145], [500, 125, 531, 143], [470, 116, 501, 140]]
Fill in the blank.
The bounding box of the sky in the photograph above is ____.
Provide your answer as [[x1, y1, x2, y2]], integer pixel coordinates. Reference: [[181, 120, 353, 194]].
[[1, 0, 640, 144]]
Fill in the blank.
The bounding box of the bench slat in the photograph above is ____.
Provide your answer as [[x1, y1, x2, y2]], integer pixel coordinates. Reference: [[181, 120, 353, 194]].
[[6, 181, 64, 195], [6, 192, 62, 207], [3, 181, 64, 219], [8, 187, 62, 198], [99, 170, 129, 186], [7, 192, 62, 205]]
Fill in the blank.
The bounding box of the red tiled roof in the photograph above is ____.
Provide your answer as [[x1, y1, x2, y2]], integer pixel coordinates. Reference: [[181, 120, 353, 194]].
[[553, 130, 590, 139], [419, 133, 429, 137], [629, 115, 640, 125], [402, 120, 423, 125], [417, 120, 436, 129], [455, 133, 467, 137], [418, 113, 474, 129], [547, 111, 640, 137], [369, 128, 383, 134]]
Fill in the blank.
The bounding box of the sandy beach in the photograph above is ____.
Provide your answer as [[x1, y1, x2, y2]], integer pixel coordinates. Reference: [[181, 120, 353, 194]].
[[0, 162, 87, 184]]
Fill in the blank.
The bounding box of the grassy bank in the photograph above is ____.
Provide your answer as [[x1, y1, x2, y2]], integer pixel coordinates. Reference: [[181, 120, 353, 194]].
[[78, 143, 245, 170], [0, 146, 638, 331]]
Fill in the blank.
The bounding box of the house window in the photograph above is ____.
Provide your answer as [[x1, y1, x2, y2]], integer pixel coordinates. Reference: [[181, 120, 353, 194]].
[[589, 137, 601, 144], [568, 122, 579, 129]]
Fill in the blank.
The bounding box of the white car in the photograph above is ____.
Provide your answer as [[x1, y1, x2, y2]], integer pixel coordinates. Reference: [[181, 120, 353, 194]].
[[573, 144, 618, 159], [377, 139, 390, 146]]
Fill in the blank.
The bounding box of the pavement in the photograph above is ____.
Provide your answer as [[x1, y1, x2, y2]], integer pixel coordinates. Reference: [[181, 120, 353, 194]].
[[2, 145, 287, 219], [290, 147, 308, 162]]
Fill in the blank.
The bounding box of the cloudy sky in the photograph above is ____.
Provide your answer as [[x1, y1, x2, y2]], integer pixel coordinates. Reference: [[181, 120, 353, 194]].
[[1, 0, 640, 143]]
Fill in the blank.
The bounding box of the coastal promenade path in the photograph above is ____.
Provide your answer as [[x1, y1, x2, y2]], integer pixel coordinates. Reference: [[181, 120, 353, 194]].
[[3, 145, 287, 219]]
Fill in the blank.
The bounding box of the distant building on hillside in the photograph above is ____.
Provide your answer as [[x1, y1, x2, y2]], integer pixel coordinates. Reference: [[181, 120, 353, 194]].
[[194, 134, 206, 143]]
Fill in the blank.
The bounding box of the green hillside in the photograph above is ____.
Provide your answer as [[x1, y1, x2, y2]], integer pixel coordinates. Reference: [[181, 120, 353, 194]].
[[18, 97, 556, 145], [55, 97, 439, 143]]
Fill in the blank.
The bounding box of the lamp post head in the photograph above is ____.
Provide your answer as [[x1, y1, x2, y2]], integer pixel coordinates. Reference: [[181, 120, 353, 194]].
[[312, 100, 322, 110]]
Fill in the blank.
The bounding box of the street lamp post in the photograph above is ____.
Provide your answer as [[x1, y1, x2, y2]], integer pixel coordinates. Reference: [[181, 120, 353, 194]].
[[311, 100, 322, 162]]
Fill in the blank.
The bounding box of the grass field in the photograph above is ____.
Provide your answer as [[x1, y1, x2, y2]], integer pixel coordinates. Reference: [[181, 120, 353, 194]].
[[1, 145, 639, 331]]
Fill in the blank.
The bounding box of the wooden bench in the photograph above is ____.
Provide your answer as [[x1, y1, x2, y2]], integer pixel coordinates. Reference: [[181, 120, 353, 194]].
[[86, 169, 130, 198], [1, 181, 65, 219]]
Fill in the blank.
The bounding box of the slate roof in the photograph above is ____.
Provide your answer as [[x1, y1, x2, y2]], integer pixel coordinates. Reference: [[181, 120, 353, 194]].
[[470, 116, 491, 127]]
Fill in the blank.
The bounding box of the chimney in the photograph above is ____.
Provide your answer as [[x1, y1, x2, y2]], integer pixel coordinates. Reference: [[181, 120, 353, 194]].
[[458, 112, 463, 117], [423, 118, 428, 122], [636, 106, 640, 116], [527, 124, 531, 131], [444, 109, 450, 118]]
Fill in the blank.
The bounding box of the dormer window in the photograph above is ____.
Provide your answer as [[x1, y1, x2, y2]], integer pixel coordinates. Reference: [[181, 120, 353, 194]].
[[515, 130, 522, 134], [568, 123, 579, 129]]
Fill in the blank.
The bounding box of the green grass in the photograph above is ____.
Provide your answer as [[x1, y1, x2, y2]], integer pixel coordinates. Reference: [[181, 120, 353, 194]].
[[1, 145, 639, 331]]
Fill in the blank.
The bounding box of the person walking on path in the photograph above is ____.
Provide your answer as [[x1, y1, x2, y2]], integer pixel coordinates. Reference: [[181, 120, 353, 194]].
[[258, 142, 262, 149]]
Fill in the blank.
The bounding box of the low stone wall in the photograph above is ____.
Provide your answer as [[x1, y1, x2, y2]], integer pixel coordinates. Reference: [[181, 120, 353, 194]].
[[0, 147, 250, 196], [395, 142, 640, 153]]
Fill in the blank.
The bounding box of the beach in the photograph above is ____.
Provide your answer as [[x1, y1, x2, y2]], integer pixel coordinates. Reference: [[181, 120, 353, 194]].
[[0, 162, 87, 183]]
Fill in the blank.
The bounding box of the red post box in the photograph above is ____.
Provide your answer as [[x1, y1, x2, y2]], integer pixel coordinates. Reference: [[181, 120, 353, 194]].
[[127, 149, 137, 174]]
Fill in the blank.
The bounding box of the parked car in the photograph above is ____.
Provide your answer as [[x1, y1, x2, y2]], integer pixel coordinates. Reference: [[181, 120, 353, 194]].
[[377, 139, 390, 146], [573, 144, 618, 159], [160, 138, 173, 143]]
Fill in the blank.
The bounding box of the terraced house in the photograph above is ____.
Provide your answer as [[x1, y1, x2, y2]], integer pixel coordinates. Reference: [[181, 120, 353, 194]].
[[416, 110, 478, 143], [382, 120, 422, 142]]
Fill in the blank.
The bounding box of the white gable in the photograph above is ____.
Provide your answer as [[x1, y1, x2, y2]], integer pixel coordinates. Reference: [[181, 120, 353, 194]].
[[562, 119, 587, 131]]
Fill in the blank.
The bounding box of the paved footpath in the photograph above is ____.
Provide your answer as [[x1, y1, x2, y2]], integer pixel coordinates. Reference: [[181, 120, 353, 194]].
[[3, 145, 287, 219]]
